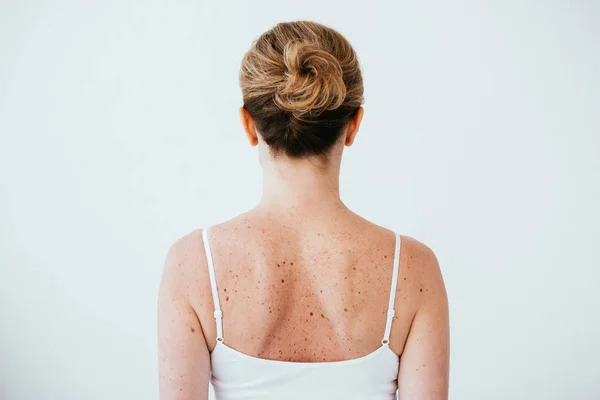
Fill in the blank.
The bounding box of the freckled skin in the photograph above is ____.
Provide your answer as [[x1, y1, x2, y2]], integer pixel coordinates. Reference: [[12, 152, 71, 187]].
[[160, 214, 448, 399]]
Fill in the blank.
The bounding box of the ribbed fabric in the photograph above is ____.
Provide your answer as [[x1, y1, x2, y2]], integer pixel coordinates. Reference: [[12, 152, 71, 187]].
[[202, 227, 402, 400]]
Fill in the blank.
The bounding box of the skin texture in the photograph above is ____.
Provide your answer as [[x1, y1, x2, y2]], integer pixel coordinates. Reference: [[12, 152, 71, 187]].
[[157, 106, 449, 399]]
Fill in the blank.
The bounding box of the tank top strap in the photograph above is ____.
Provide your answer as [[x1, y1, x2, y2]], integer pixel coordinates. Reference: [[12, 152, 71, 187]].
[[382, 232, 401, 345], [202, 227, 224, 342]]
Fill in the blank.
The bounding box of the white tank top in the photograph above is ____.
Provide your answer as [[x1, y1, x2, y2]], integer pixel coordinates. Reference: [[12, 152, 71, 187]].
[[202, 227, 402, 400]]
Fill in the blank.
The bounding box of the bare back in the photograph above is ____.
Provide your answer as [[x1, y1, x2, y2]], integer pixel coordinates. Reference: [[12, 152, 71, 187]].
[[189, 209, 423, 363], [159, 206, 449, 399]]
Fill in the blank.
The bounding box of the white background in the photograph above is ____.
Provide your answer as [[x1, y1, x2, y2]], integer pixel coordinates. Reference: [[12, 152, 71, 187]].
[[1, 1, 599, 399]]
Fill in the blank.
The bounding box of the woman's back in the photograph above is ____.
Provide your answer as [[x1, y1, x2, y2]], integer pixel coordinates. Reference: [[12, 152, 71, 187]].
[[193, 210, 416, 364], [160, 206, 449, 399]]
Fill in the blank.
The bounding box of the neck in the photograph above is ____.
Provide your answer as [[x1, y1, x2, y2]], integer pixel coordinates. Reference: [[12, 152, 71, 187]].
[[254, 153, 349, 220]]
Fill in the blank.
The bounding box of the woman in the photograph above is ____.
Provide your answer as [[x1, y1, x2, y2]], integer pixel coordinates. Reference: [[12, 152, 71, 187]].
[[158, 20, 449, 400]]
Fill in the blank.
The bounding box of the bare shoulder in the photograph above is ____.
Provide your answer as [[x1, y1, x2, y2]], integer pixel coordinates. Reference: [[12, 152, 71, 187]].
[[401, 235, 440, 266], [398, 235, 448, 313], [164, 229, 204, 268], [160, 228, 205, 299], [400, 235, 444, 285], [396, 235, 450, 399], [157, 228, 212, 399]]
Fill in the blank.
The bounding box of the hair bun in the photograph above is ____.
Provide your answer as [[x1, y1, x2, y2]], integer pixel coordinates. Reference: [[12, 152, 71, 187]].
[[274, 40, 347, 118]]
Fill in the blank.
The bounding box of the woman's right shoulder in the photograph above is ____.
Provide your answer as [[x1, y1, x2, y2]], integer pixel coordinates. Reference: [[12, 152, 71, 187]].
[[400, 235, 440, 273], [397, 235, 446, 299], [395, 234, 450, 397]]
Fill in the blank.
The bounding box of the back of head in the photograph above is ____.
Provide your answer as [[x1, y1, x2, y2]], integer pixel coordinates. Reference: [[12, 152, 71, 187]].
[[239, 21, 364, 159]]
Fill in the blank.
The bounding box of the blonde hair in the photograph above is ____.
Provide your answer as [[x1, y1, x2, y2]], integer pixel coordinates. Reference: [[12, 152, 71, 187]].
[[239, 21, 364, 158]]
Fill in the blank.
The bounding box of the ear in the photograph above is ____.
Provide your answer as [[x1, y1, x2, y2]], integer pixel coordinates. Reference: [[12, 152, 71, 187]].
[[344, 106, 364, 146], [239, 106, 258, 146]]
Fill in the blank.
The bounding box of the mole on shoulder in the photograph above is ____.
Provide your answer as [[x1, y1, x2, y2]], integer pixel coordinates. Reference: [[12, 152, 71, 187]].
[[190, 327, 195, 333], [310, 312, 313, 316]]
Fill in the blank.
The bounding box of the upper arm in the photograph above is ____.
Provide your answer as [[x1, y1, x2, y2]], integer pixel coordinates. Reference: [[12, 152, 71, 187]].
[[397, 242, 450, 400], [157, 232, 211, 400]]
